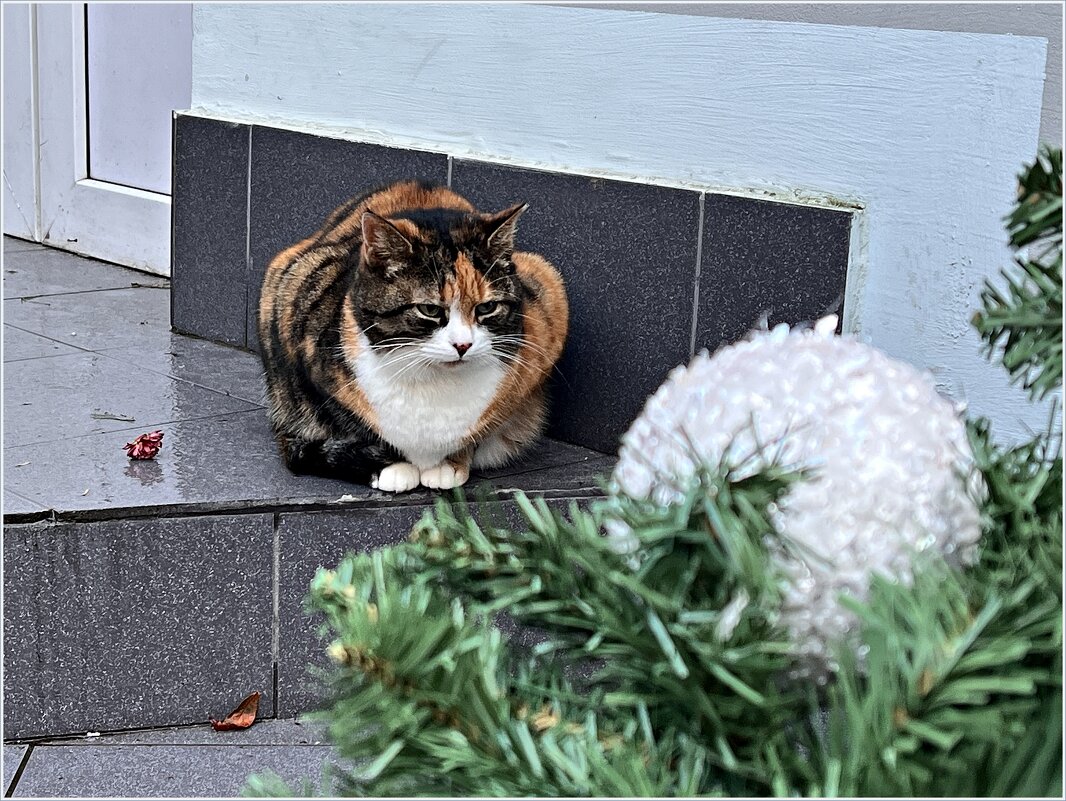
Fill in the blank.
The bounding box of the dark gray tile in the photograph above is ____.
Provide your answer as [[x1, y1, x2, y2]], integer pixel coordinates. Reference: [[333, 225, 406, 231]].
[[42, 717, 327, 746], [697, 194, 851, 351], [477, 436, 609, 479], [3, 325, 82, 362], [247, 127, 448, 350], [172, 115, 250, 348], [276, 506, 429, 716], [3, 514, 274, 739], [1, 244, 164, 299], [101, 334, 267, 407], [3, 235, 39, 255], [2, 352, 258, 447], [3, 286, 172, 351], [10, 744, 336, 797], [4, 745, 27, 794], [451, 161, 700, 453]]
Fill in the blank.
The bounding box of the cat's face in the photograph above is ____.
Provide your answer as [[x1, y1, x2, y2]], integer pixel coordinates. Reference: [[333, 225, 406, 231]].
[[351, 205, 529, 373]]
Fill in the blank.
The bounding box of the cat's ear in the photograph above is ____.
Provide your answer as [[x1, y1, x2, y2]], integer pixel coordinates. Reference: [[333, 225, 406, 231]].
[[360, 212, 414, 277], [480, 203, 528, 259]]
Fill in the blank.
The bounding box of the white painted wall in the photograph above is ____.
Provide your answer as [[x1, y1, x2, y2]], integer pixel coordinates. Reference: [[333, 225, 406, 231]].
[[583, 2, 1064, 147], [2, 2, 38, 240], [87, 3, 193, 194], [190, 3, 1052, 444]]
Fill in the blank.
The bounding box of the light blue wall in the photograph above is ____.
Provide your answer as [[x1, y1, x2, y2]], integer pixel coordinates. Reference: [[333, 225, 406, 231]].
[[191, 3, 1054, 443]]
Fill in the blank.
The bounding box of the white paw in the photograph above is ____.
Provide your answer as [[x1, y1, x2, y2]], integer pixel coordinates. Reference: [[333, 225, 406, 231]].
[[371, 462, 421, 493], [419, 462, 470, 490]]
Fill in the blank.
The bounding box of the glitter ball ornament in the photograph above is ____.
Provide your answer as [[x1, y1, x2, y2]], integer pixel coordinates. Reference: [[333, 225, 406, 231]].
[[610, 317, 984, 678]]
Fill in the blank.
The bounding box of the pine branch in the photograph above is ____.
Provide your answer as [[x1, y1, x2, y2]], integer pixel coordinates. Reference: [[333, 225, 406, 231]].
[[258, 547, 720, 797], [973, 146, 1063, 400], [402, 455, 810, 788], [797, 558, 1058, 797]]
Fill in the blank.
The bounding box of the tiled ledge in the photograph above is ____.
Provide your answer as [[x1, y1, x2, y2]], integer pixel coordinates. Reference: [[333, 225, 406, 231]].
[[2, 239, 612, 739], [172, 112, 853, 455]]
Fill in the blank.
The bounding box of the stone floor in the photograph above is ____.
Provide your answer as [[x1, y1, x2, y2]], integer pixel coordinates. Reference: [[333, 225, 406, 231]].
[[2, 236, 613, 796], [2, 238, 612, 523]]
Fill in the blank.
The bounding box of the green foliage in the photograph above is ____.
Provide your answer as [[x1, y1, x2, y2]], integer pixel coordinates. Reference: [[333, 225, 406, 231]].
[[973, 146, 1063, 399], [248, 149, 1063, 797]]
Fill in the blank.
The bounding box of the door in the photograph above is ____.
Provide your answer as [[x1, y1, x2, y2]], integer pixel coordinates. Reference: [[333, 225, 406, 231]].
[[4, 2, 191, 275]]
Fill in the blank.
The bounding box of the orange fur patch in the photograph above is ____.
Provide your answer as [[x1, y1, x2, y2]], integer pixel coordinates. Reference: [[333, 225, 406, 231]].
[[468, 251, 568, 443], [453, 253, 488, 322]]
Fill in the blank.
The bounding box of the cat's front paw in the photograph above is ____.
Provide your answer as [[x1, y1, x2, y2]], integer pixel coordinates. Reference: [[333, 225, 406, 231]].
[[419, 462, 470, 490], [371, 462, 421, 493]]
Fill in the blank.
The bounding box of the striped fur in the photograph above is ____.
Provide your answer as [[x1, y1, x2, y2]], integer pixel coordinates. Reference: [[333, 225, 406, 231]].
[[257, 180, 568, 491]]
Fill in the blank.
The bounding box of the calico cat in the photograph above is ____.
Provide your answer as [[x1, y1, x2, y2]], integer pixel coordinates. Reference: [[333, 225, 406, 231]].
[[258, 180, 568, 492]]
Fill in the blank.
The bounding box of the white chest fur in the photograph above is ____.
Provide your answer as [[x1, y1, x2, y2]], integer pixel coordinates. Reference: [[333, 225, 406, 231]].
[[351, 345, 505, 469]]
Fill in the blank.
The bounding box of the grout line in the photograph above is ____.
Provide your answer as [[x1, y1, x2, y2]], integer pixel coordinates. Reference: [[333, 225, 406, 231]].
[[271, 512, 281, 717], [446, 155, 453, 188], [2, 486, 608, 528], [245, 126, 253, 348], [11, 743, 332, 750], [5, 743, 34, 797], [688, 193, 706, 358], [8, 282, 168, 301]]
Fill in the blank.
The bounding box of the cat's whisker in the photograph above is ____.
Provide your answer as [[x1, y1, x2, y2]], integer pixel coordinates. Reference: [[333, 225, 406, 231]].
[[492, 336, 555, 360], [391, 354, 434, 382], [380, 349, 430, 372], [491, 346, 572, 389], [483, 256, 506, 281], [367, 338, 421, 351]]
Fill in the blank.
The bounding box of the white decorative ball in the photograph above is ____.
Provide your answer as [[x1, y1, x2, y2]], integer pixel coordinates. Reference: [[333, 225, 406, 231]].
[[610, 318, 984, 678]]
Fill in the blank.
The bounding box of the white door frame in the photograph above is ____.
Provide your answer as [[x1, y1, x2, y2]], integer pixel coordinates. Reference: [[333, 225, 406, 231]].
[[36, 2, 170, 275]]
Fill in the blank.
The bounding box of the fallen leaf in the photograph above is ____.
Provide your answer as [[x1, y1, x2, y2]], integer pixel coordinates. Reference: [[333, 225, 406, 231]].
[[91, 410, 136, 422], [211, 691, 261, 731]]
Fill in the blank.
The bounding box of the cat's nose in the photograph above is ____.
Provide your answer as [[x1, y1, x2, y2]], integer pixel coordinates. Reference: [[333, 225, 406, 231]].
[[453, 342, 472, 357]]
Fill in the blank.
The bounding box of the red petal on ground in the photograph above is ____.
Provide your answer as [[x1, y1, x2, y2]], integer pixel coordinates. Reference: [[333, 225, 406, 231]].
[[123, 430, 164, 460]]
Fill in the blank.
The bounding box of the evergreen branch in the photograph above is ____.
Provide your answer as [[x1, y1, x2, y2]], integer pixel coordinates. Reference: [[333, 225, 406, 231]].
[[400, 454, 809, 786], [802, 558, 1057, 797], [254, 547, 719, 797], [973, 145, 1063, 400]]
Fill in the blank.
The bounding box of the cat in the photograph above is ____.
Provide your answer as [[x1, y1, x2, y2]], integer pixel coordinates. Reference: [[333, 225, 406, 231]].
[[258, 180, 568, 493]]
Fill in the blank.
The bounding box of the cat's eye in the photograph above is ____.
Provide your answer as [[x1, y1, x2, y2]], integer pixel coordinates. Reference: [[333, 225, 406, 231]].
[[414, 303, 444, 319], [475, 301, 501, 318]]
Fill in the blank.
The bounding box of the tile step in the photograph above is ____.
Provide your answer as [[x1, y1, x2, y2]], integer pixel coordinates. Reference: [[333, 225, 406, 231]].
[[2, 238, 613, 739]]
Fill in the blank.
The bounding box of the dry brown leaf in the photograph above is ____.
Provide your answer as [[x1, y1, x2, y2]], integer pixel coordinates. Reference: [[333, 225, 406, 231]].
[[210, 691, 261, 731]]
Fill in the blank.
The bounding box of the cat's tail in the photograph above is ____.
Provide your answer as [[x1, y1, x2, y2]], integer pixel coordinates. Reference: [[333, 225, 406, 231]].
[[280, 436, 399, 485]]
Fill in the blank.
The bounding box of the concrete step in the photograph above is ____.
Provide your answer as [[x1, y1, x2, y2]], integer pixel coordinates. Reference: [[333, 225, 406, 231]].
[[4, 717, 336, 798], [2, 238, 613, 740]]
